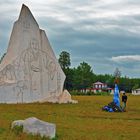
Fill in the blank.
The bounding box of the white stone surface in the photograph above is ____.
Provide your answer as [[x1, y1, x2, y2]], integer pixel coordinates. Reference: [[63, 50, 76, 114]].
[[132, 89, 140, 95], [11, 117, 56, 139], [11, 120, 24, 129], [42, 89, 78, 104], [0, 4, 68, 103], [58, 90, 78, 103]]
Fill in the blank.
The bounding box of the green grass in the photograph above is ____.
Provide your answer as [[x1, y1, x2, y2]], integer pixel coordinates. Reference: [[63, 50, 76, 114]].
[[0, 95, 139, 140]]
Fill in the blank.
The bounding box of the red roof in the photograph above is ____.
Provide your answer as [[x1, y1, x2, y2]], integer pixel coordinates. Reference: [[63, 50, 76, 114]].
[[93, 82, 107, 85]]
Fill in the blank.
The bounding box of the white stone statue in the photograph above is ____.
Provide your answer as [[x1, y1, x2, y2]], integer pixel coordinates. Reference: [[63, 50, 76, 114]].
[[0, 4, 77, 104]]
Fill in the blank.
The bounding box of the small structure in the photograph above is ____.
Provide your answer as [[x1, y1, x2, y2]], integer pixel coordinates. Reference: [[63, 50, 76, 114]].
[[93, 81, 107, 89], [132, 88, 140, 95], [83, 81, 113, 94]]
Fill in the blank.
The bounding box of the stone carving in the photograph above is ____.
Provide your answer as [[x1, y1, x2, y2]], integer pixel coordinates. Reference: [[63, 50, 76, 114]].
[[0, 4, 77, 103], [43, 90, 78, 104]]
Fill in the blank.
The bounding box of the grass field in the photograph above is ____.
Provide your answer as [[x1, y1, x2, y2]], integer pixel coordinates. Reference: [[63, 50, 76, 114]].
[[0, 95, 139, 140]]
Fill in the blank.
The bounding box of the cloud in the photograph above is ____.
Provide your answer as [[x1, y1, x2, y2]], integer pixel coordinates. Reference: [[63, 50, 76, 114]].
[[111, 55, 140, 62], [0, 0, 140, 77]]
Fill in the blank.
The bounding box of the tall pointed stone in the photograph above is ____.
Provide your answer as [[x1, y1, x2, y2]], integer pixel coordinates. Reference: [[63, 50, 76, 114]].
[[0, 4, 75, 103]]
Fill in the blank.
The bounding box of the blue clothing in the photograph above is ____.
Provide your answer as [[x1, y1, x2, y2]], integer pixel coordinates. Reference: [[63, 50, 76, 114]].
[[113, 84, 120, 107]]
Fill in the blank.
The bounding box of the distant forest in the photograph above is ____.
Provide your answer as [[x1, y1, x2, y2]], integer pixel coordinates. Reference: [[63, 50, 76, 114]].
[[58, 51, 140, 92]]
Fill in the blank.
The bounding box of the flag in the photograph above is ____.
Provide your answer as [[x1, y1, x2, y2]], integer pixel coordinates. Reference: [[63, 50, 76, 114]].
[[113, 84, 120, 107]]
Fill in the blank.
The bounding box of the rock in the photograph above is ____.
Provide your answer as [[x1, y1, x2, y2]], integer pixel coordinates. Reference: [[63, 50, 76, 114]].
[[11, 120, 24, 129], [44, 89, 78, 104], [11, 117, 56, 139], [58, 90, 78, 104]]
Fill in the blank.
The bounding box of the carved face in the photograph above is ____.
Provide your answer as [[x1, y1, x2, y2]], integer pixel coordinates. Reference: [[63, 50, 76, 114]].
[[30, 39, 39, 55]]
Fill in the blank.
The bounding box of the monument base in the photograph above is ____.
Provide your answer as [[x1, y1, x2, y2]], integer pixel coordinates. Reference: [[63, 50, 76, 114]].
[[41, 90, 78, 104]]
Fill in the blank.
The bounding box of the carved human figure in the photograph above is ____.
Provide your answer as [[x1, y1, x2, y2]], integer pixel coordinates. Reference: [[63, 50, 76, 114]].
[[19, 38, 57, 97], [0, 64, 16, 85], [48, 60, 57, 94], [20, 39, 44, 94]]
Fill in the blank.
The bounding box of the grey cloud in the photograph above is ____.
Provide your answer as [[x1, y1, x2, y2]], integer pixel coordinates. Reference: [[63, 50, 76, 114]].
[[0, 0, 140, 77]]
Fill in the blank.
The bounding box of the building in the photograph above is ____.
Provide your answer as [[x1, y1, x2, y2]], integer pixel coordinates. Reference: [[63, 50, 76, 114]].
[[93, 81, 107, 89], [132, 88, 140, 95], [82, 81, 114, 94]]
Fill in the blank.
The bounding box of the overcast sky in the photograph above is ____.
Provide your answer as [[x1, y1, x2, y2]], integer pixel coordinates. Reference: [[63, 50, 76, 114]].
[[0, 0, 140, 78]]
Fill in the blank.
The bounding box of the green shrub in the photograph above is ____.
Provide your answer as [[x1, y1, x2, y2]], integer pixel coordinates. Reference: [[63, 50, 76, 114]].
[[0, 127, 5, 134], [51, 134, 58, 140], [70, 91, 83, 95], [70, 91, 110, 96], [86, 91, 94, 95], [100, 91, 110, 96], [12, 125, 23, 135]]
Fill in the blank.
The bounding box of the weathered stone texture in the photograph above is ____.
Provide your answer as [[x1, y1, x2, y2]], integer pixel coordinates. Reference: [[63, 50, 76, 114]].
[[12, 117, 56, 138], [0, 4, 67, 103]]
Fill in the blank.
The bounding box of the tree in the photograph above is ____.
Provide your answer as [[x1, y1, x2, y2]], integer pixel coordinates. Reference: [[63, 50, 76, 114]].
[[132, 84, 139, 90], [114, 68, 121, 78], [113, 68, 121, 83], [58, 51, 71, 70], [64, 68, 75, 90], [58, 51, 71, 89], [73, 62, 94, 90]]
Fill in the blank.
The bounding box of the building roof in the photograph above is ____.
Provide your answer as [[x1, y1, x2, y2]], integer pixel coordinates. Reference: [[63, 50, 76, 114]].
[[133, 88, 140, 91], [93, 81, 107, 85]]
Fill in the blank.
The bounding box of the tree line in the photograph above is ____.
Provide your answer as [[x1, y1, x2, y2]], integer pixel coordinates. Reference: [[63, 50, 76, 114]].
[[58, 51, 140, 92]]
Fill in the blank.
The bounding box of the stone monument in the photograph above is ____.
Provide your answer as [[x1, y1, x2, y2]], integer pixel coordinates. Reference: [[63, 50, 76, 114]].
[[0, 4, 77, 103]]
